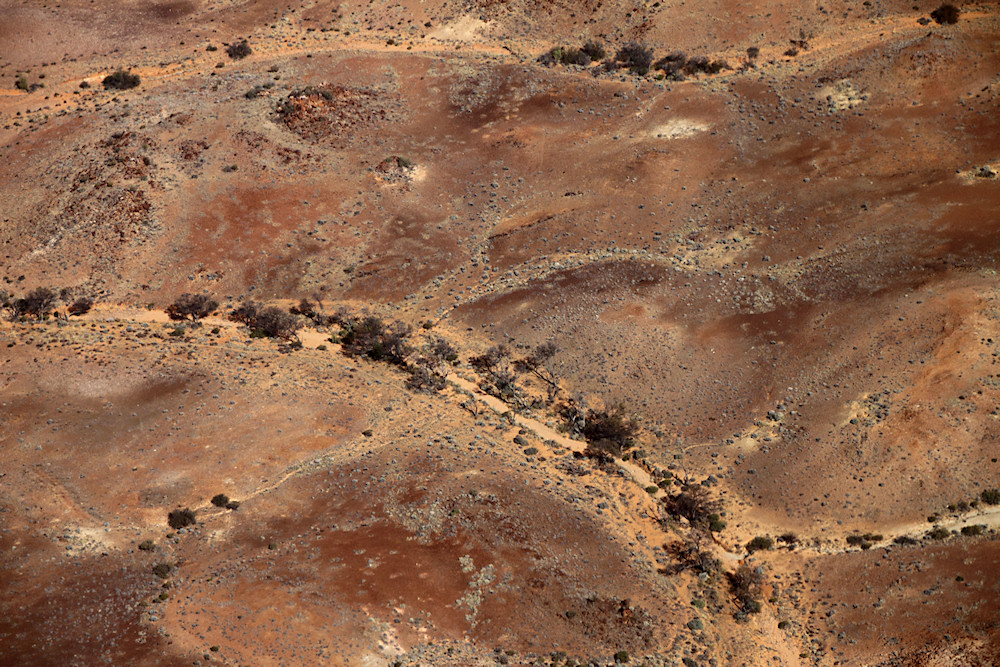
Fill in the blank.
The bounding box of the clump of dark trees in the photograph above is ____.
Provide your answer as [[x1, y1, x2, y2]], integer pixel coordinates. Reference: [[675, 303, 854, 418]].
[[538, 39, 729, 79], [2, 286, 94, 320], [469, 342, 561, 409]]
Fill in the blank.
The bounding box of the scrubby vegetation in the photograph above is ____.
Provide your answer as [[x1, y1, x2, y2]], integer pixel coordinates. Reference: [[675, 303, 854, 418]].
[[338, 314, 412, 366], [660, 533, 721, 575], [846, 533, 883, 550], [538, 40, 607, 67], [615, 43, 654, 75], [729, 563, 765, 619], [102, 70, 141, 90], [167, 508, 196, 530], [663, 483, 723, 531], [67, 296, 93, 316], [654, 52, 729, 80], [2, 287, 58, 320], [166, 293, 218, 322], [931, 3, 960, 24], [229, 301, 303, 340], [227, 40, 253, 59], [745, 536, 773, 554]]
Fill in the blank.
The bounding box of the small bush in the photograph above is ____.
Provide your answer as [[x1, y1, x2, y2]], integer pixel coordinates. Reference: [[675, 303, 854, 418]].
[[582, 40, 606, 61], [745, 536, 773, 553], [15, 74, 29, 91], [777, 532, 798, 545], [980, 488, 1000, 505], [581, 408, 639, 456], [746, 46, 760, 59], [138, 540, 156, 551], [166, 293, 218, 322], [211, 493, 230, 508], [102, 70, 141, 90], [729, 563, 765, 615], [893, 535, 918, 545], [616, 43, 654, 75], [931, 3, 960, 24], [613, 650, 629, 664], [961, 524, 986, 537], [927, 526, 950, 540], [67, 296, 94, 316], [227, 40, 253, 59], [167, 508, 196, 529], [152, 562, 173, 579], [225, 500, 240, 510]]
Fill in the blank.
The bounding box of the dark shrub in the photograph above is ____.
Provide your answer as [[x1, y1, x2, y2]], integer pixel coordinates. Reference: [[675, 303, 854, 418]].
[[211, 494, 230, 508], [405, 364, 446, 393], [339, 315, 411, 366], [654, 52, 688, 79], [227, 40, 253, 59], [581, 408, 638, 456], [961, 524, 985, 537], [229, 301, 301, 340], [138, 540, 156, 551], [980, 488, 1000, 505], [165, 293, 218, 322], [228, 300, 260, 327], [664, 484, 720, 528], [67, 297, 94, 316], [151, 562, 173, 579], [582, 40, 606, 61], [616, 42, 654, 74], [931, 3, 960, 24], [746, 46, 760, 59], [927, 526, 950, 540], [777, 532, 798, 545], [13, 287, 59, 320], [729, 563, 765, 615], [661, 534, 721, 575], [745, 536, 773, 553], [253, 306, 302, 340], [893, 535, 918, 545], [103, 70, 141, 90], [470, 344, 509, 374], [225, 500, 240, 510], [167, 508, 196, 529]]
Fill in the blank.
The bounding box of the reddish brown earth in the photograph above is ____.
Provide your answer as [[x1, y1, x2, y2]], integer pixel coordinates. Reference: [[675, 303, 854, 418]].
[[2, 0, 1000, 665]]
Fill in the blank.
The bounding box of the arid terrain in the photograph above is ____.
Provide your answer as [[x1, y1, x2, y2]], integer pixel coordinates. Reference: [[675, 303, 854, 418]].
[[2, 0, 1000, 664]]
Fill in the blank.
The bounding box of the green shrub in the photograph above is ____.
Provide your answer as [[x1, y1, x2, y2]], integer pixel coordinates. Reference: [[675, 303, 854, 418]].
[[745, 536, 773, 553], [138, 540, 156, 551], [927, 526, 950, 540]]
